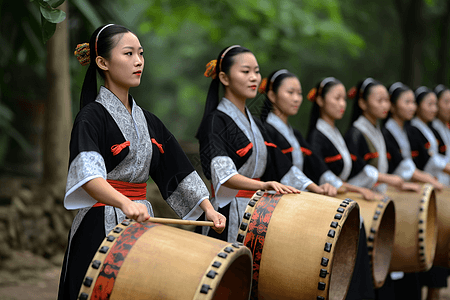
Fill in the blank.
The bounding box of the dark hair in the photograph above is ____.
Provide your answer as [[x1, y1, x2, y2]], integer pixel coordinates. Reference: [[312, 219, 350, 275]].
[[384, 82, 411, 122], [350, 78, 383, 123], [260, 69, 297, 122], [306, 77, 343, 139], [80, 24, 133, 109], [196, 45, 252, 139], [414, 86, 433, 107], [434, 84, 449, 100]]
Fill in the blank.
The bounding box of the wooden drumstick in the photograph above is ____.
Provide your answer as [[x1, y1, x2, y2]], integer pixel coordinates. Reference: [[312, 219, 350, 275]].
[[145, 217, 215, 227]]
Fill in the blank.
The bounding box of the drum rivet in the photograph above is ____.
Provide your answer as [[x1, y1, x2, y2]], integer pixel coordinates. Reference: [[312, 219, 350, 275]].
[[106, 235, 115, 242], [243, 212, 251, 220], [79, 292, 89, 300], [324, 242, 332, 252], [206, 270, 218, 279], [368, 235, 375, 242], [378, 204, 383, 208], [375, 210, 381, 215], [343, 200, 350, 205], [327, 230, 335, 238], [113, 227, 123, 233], [420, 199, 425, 203], [99, 246, 109, 254], [373, 215, 379, 221], [420, 245, 425, 250], [419, 207, 424, 212], [248, 200, 256, 207], [237, 234, 245, 243], [340, 203, 347, 208], [218, 252, 228, 259], [330, 221, 338, 228], [382, 198, 388, 203], [318, 282, 326, 290], [319, 269, 328, 278], [92, 260, 101, 269], [212, 261, 222, 268], [121, 220, 130, 226], [419, 219, 424, 224], [367, 245, 373, 251], [419, 237, 424, 242], [256, 191, 263, 196], [334, 214, 342, 220], [200, 284, 211, 294], [83, 277, 93, 287], [239, 222, 248, 231], [370, 228, 376, 234], [224, 247, 234, 253], [419, 229, 424, 233], [337, 207, 345, 213], [231, 243, 241, 248], [345, 198, 353, 202], [317, 297, 325, 300], [321, 257, 329, 266], [420, 257, 426, 262]]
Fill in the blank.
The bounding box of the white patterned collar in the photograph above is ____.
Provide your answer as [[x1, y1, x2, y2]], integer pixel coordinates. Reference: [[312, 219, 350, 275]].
[[411, 117, 438, 156], [353, 115, 388, 173], [385, 118, 411, 158], [432, 119, 450, 157]]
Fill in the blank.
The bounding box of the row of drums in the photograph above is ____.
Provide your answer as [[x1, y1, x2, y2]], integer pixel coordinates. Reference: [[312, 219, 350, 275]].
[[77, 184, 448, 300]]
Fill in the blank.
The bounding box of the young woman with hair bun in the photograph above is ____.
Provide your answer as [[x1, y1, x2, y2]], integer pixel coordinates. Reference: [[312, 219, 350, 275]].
[[196, 46, 319, 242], [257, 69, 337, 197], [382, 82, 444, 190], [59, 24, 225, 299]]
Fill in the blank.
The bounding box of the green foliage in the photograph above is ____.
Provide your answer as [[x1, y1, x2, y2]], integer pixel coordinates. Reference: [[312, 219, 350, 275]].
[[30, 0, 66, 43]]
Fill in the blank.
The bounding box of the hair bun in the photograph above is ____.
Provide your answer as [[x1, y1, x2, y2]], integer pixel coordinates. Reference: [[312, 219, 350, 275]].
[[74, 43, 91, 66], [258, 78, 268, 94], [204, 60, 217, 79], [347, 86, 357, 99], [307, 88, 317, 102]]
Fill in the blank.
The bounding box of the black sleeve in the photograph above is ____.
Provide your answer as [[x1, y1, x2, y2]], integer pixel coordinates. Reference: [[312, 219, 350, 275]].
[[405, 124, 430, 171], [381, 127, 403, 174], [344, 126, 373, 179]]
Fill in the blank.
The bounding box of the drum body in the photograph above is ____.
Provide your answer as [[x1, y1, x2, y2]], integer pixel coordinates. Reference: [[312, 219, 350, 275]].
[[78, 220, 252, 300], [237, 191, 361, 300], [336, 193, 396, 288], [431, 188, 450, 267], [387, 184, 437, 273]]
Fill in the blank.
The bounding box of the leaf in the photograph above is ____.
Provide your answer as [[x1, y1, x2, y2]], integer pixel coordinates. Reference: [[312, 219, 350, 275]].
[[44, 0, 65, 8], [40, 5, 66, 23], [41, 15, 56, 43]]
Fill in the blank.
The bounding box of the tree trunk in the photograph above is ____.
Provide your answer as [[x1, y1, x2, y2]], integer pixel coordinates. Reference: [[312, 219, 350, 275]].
[[437, 1, 450, 85], [43, 1, 71, 190], [397, 0, 426, 88]]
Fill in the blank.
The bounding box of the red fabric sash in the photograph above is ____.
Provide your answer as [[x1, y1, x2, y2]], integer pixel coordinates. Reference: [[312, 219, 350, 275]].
[[111, 141, 130, 156], [281, 147, 293, 154], [325, 154, 342, 163], [211, 178, 260, 198], [93, 180, 147, 207], [236, 143, 253, 157], [301, 147, 312, 156], [364, 152, 379, 161]]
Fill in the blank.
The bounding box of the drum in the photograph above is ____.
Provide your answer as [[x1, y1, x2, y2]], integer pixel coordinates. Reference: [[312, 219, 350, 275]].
[[78, 220, 253, 300], [336, 193, 396, 288], [237, 190, 361, 300], [431, 188, 450, 267], [386, 183, 438, 273]]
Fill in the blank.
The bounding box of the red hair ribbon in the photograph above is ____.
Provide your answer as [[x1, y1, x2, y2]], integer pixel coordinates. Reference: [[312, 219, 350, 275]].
[[111, 141, 130, 156], [204, 60, 217, 79], [151, 138, 164, 154], [236, 143, 253, 157], [258, 78, 268, 94], [347, 86, 358, 99], [307, 88, 317, 102], [264, 141, 277, 148]]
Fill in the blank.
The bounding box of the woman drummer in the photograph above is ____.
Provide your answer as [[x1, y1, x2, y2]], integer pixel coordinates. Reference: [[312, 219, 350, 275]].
[[257, 69, 337, 197], [196, 45, 326, 242], [382, 82, 443, 190], [58, 24, 225, 300]]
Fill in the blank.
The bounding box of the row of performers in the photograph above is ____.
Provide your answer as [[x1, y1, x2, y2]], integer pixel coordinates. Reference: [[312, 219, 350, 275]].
[[196, 45, 450, 300], [61, 24, 447, 300]]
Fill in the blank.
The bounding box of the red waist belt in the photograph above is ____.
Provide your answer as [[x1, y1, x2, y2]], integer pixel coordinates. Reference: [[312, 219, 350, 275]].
[[211, 178, 260, 199], [93, 179, 147, 207]]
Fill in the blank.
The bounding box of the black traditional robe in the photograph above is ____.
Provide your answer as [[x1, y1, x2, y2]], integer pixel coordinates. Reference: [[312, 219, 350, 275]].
[[59, 87, 209, 300], [407, 117, 448, 183], [197, 98, 312, 242], [260, 112, 342, 188]]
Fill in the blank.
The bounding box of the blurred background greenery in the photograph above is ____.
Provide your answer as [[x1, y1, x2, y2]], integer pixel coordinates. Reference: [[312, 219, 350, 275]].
[[1, 0, 450, 179]]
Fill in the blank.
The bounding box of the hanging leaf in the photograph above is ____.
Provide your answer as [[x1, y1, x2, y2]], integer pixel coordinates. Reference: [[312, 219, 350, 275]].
[[44, 0, 65, 8], [40, 5, 66, 23], [41, 15, 56, 43]]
